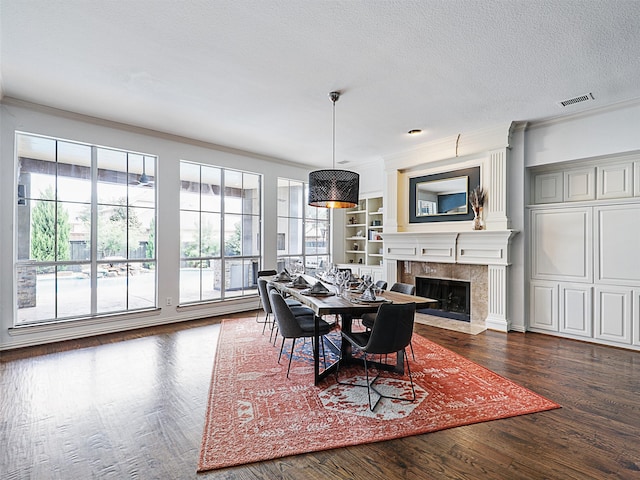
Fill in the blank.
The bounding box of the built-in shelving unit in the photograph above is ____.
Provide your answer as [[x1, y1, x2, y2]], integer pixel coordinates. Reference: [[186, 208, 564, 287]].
[[339, 195, 384, 280]]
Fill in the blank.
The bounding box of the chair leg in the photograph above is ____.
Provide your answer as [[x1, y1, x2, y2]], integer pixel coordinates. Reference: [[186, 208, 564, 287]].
[[368, 347, 416, 409], [409, 340, 415, 361], [360, 355, 379, 411], [317, 335, 327, 369], [278, 337, 286, 363], [261, 312, 271, 334], [286, 338, 296, 378], [403, 349, 417, 402]]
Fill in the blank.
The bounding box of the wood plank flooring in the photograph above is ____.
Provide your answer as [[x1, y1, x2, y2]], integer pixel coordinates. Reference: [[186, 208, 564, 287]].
[[1, 312, 639, 479]]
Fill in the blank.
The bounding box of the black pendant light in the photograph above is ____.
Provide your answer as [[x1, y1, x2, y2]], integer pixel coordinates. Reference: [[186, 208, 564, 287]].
[[308, 91, 359, 208]]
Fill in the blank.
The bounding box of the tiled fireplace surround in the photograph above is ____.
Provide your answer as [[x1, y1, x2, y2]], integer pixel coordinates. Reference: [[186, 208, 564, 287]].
[[399, 261, 488, 324]]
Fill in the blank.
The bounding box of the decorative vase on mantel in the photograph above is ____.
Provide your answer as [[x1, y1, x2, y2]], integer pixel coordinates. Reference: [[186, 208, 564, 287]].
[[469, 185, 487, 231], [473, 206, 484, 230]]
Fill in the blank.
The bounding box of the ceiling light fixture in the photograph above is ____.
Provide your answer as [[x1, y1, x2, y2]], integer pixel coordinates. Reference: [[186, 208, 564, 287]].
[[138, 156, 152, 185], [308, 91, 359, 208]]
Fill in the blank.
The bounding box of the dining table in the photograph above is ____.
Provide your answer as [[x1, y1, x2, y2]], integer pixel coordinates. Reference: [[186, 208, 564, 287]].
[[269, 274, 437, 385]]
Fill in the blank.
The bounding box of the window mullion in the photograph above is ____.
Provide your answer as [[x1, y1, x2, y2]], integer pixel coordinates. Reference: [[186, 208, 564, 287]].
[[220, 169, 225, 299], [54, 140, 59, 319], [90, 146, 98, 315]]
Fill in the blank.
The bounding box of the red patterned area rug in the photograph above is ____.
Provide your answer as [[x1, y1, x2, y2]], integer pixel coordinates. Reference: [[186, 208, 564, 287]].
[[198, 317, 560, 472]]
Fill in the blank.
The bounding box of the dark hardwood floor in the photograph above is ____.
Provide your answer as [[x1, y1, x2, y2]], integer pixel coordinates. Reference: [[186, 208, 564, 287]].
[[1, 312, 639, 479]]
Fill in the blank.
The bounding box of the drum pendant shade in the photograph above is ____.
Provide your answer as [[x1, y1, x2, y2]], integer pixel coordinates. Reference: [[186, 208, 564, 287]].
[[308, 91, 359, 208], [308, 169, 359, 208]]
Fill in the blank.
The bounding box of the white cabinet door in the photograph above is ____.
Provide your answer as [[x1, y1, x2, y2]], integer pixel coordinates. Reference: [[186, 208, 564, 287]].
[[530, 281, 558, 331], [594, 286, 632, 344], [595, 204, 640, 286], [597, 162, 633, 199], [530, 208, 593, 282], [358, 266, 384, 282], [564, 168, 595, 202], [560, 284, 592, 337], [533, 171, 563, 204]]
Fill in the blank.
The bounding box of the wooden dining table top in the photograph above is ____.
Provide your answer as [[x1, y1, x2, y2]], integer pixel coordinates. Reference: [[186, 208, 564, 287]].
[[269, 274, 437, 317]]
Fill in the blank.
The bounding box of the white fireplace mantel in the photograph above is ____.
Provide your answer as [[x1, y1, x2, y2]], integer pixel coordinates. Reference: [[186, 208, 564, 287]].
[[383, 230, 518, 266], [383, 230, 518, 332], [380, 123, 518, 332]]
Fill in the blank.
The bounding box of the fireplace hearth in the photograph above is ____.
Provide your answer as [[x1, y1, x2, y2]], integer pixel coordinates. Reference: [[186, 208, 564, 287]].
[[415, 277, 471, 322]]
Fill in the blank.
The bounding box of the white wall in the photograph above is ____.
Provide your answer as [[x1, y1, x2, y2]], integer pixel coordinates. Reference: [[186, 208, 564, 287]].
[[525, 99, 640, 167], [352, 158, 385, 196], [0, 100, 311, 350], [507, 125, 526, 331]]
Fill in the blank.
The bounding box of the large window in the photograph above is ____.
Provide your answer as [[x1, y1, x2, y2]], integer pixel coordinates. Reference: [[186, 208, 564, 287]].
[[277, 178, 330, 275], [179, 162, 261, 303], [15, 133, 157, 325]]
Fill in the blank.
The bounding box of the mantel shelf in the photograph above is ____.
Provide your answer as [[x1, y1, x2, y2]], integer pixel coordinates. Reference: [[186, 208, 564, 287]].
[[383, 230, 518, 266]]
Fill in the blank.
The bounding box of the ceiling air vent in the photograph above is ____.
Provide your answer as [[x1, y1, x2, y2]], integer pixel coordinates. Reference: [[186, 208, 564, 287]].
[[558, 93, 594, 108]]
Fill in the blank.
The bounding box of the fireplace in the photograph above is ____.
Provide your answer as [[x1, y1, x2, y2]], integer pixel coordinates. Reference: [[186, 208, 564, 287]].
[[415, 277, 471, 322]]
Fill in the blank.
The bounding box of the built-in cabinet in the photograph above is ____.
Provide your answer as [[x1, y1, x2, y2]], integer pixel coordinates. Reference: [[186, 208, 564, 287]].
[[529, 155, 640, 350], [338, 195, 384, 280]]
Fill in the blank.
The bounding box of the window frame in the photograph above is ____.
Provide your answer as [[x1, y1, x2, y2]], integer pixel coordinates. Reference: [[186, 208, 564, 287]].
[[276, 178, 330, 275], [14, 132, 158, 326], [179, 161, 262, 304]]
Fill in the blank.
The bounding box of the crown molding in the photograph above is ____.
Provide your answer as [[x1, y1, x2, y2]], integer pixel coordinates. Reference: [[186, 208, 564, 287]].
[[1, 96, 312, 170], [526, 95, 640, 130]]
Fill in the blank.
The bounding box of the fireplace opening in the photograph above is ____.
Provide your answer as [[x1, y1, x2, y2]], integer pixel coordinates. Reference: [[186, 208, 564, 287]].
[[415, 277, 471, 322]]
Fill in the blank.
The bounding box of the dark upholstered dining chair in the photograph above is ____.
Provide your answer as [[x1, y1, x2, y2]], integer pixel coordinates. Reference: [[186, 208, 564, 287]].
[[361, 282, 416, 359], [269, 290, 334, 378], [255, 271, 277, 331], [389, 282, 415, 295], [257, 278, 314, 342], [336, 302, 417, 411], [375, 280, 388, 291]]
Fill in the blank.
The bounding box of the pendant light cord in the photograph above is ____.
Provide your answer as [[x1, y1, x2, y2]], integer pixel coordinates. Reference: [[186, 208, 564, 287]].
[[332, 96, 336, 170]]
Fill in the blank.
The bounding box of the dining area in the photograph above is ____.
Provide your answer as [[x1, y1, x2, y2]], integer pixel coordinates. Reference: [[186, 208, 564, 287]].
[[258, 266, 437, 409]]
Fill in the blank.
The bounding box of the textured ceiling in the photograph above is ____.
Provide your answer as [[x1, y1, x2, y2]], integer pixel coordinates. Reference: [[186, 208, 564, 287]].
[[2, 0, 640, 168]]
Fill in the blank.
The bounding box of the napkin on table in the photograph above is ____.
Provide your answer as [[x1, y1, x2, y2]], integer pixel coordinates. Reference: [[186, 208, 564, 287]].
[[273, 270, 292, 282], [291, 276, 310, 287], [309, 281, 329, 293]]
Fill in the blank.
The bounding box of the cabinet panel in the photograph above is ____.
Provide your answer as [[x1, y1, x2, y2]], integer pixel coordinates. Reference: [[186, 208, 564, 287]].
[[595, 204, 640, 285], [359, 266, 384, 282], [560, 284, 592, 337], [530, 208, 592, 282], [594, 287, 632, 344], [533, 172, 563, 204], [564, 168, 595, 202], [530, 282, 558, 331], [597, 162, 632, 199]]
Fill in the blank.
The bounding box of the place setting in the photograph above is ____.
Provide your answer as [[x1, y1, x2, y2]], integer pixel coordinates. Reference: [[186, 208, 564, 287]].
[[300, 281, 334, 297], [286, 275, 312, 289], [349, 279, 390, 305]]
